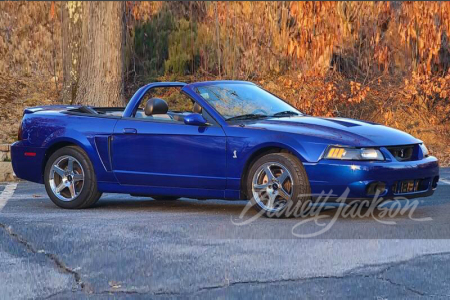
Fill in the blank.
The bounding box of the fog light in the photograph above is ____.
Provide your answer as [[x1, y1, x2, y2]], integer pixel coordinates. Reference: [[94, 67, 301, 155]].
[[366, 182, 386, 196]]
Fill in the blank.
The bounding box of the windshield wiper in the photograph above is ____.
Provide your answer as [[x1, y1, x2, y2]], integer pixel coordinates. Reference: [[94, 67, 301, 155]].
[[226, 113, 268, 121], [270, 111, 300, 117]]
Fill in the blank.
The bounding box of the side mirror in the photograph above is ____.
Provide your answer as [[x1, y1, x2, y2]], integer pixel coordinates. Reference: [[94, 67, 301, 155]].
[[184, 113, 208, 126]]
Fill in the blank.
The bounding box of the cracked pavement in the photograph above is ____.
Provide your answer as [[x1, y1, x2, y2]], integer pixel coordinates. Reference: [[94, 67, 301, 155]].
[[1, 169, 450, 299]]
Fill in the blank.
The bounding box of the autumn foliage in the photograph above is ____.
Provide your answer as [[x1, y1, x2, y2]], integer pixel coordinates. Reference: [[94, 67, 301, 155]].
[[0, 1, 449, 164]]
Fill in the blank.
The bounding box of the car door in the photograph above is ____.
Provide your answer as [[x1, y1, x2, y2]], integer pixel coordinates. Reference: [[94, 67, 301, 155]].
[[111, 112, 227, 190]]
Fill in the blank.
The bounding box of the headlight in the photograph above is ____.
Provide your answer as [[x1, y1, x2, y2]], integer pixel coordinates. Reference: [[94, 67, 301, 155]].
[[420, 143, 429, 157], [324, 147, 384, 161]]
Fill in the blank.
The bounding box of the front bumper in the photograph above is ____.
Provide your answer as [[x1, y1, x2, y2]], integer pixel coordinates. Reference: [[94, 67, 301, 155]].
[[305, 156, 439, 201]]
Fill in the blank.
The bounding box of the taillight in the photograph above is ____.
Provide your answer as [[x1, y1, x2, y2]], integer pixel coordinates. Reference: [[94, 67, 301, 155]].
[[18, 122, 23, 141]]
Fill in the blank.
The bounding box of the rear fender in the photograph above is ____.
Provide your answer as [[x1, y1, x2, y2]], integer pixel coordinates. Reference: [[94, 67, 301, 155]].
[[42, 130, 116, 183]]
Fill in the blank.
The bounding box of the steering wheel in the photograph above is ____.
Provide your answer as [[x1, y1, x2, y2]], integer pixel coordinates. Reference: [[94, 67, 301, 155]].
[[251, 108, 268, 115]]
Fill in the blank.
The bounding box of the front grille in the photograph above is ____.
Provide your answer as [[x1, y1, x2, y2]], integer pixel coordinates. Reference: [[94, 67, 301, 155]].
[[392, 178, 430, 194], [386, 145, 417, 161]]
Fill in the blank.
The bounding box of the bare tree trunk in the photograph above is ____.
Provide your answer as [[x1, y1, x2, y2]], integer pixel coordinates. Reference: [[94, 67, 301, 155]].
[[61, 1, 83, 104], [190, 1, 194, 75], [215, 2, 221, 78], [74, 1, 125, 107]]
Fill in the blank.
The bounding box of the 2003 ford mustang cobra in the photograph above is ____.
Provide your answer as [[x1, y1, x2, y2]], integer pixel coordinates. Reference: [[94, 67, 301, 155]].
[[12, 81, 439, 217]]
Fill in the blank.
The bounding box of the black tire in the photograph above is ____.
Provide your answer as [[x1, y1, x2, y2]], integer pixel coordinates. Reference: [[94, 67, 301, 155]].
[[44, 146, 102, 209], [246, 152, 311, 218], [152, 196, 180, 201]]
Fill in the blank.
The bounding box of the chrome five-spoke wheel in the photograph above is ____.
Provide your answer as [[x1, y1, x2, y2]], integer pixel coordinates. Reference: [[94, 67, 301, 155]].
[[45, 146, 102, 209], [247, 152, 311, 218], [49, 155, 84, 201], [252, 162, 293, 213]]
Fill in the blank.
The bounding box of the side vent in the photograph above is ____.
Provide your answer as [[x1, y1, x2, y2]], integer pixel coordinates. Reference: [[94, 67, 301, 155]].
[[94, 136, 113, 171]]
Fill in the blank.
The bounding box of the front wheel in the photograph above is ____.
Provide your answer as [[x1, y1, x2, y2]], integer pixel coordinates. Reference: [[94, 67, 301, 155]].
[[246, 153, 311, 218], [44, 146, 102, 209]]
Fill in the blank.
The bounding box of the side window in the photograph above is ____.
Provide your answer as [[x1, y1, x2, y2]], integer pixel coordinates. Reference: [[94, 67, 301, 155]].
[[134, 87, 194, 122], [166, 91, 194, 112]]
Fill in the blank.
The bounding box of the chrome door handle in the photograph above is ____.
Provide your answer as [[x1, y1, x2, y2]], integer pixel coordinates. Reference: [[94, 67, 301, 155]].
[[123, 128, 137, 134]]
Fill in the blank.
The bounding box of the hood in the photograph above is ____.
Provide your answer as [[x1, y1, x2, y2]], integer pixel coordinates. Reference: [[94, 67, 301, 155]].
[[241, 116, 421, 147]]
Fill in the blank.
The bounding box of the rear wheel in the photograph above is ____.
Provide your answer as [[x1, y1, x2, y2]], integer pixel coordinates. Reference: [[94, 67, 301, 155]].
[[246, 153, 311, 218], [44, 146, 102, 209]]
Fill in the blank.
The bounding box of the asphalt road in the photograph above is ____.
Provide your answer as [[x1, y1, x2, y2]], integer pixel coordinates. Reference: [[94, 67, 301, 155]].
[[1, 169, 450, 299]]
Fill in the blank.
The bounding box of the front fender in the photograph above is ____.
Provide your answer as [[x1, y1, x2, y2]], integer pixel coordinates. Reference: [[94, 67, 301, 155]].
[[225, 128, 329, 190]]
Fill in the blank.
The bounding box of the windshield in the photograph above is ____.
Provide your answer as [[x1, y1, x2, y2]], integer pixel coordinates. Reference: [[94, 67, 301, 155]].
[[195, 83, 302, 120]]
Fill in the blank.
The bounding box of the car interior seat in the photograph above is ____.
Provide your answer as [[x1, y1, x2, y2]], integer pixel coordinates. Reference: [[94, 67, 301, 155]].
[[144, 98, 170, 119]]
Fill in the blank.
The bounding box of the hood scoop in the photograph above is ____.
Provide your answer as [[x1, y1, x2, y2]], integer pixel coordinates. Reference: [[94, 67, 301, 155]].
[[317, 118, 362, 127]]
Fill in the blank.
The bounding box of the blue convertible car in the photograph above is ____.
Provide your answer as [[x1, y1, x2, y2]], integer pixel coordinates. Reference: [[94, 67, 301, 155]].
[[11, 81, 439, 217]]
